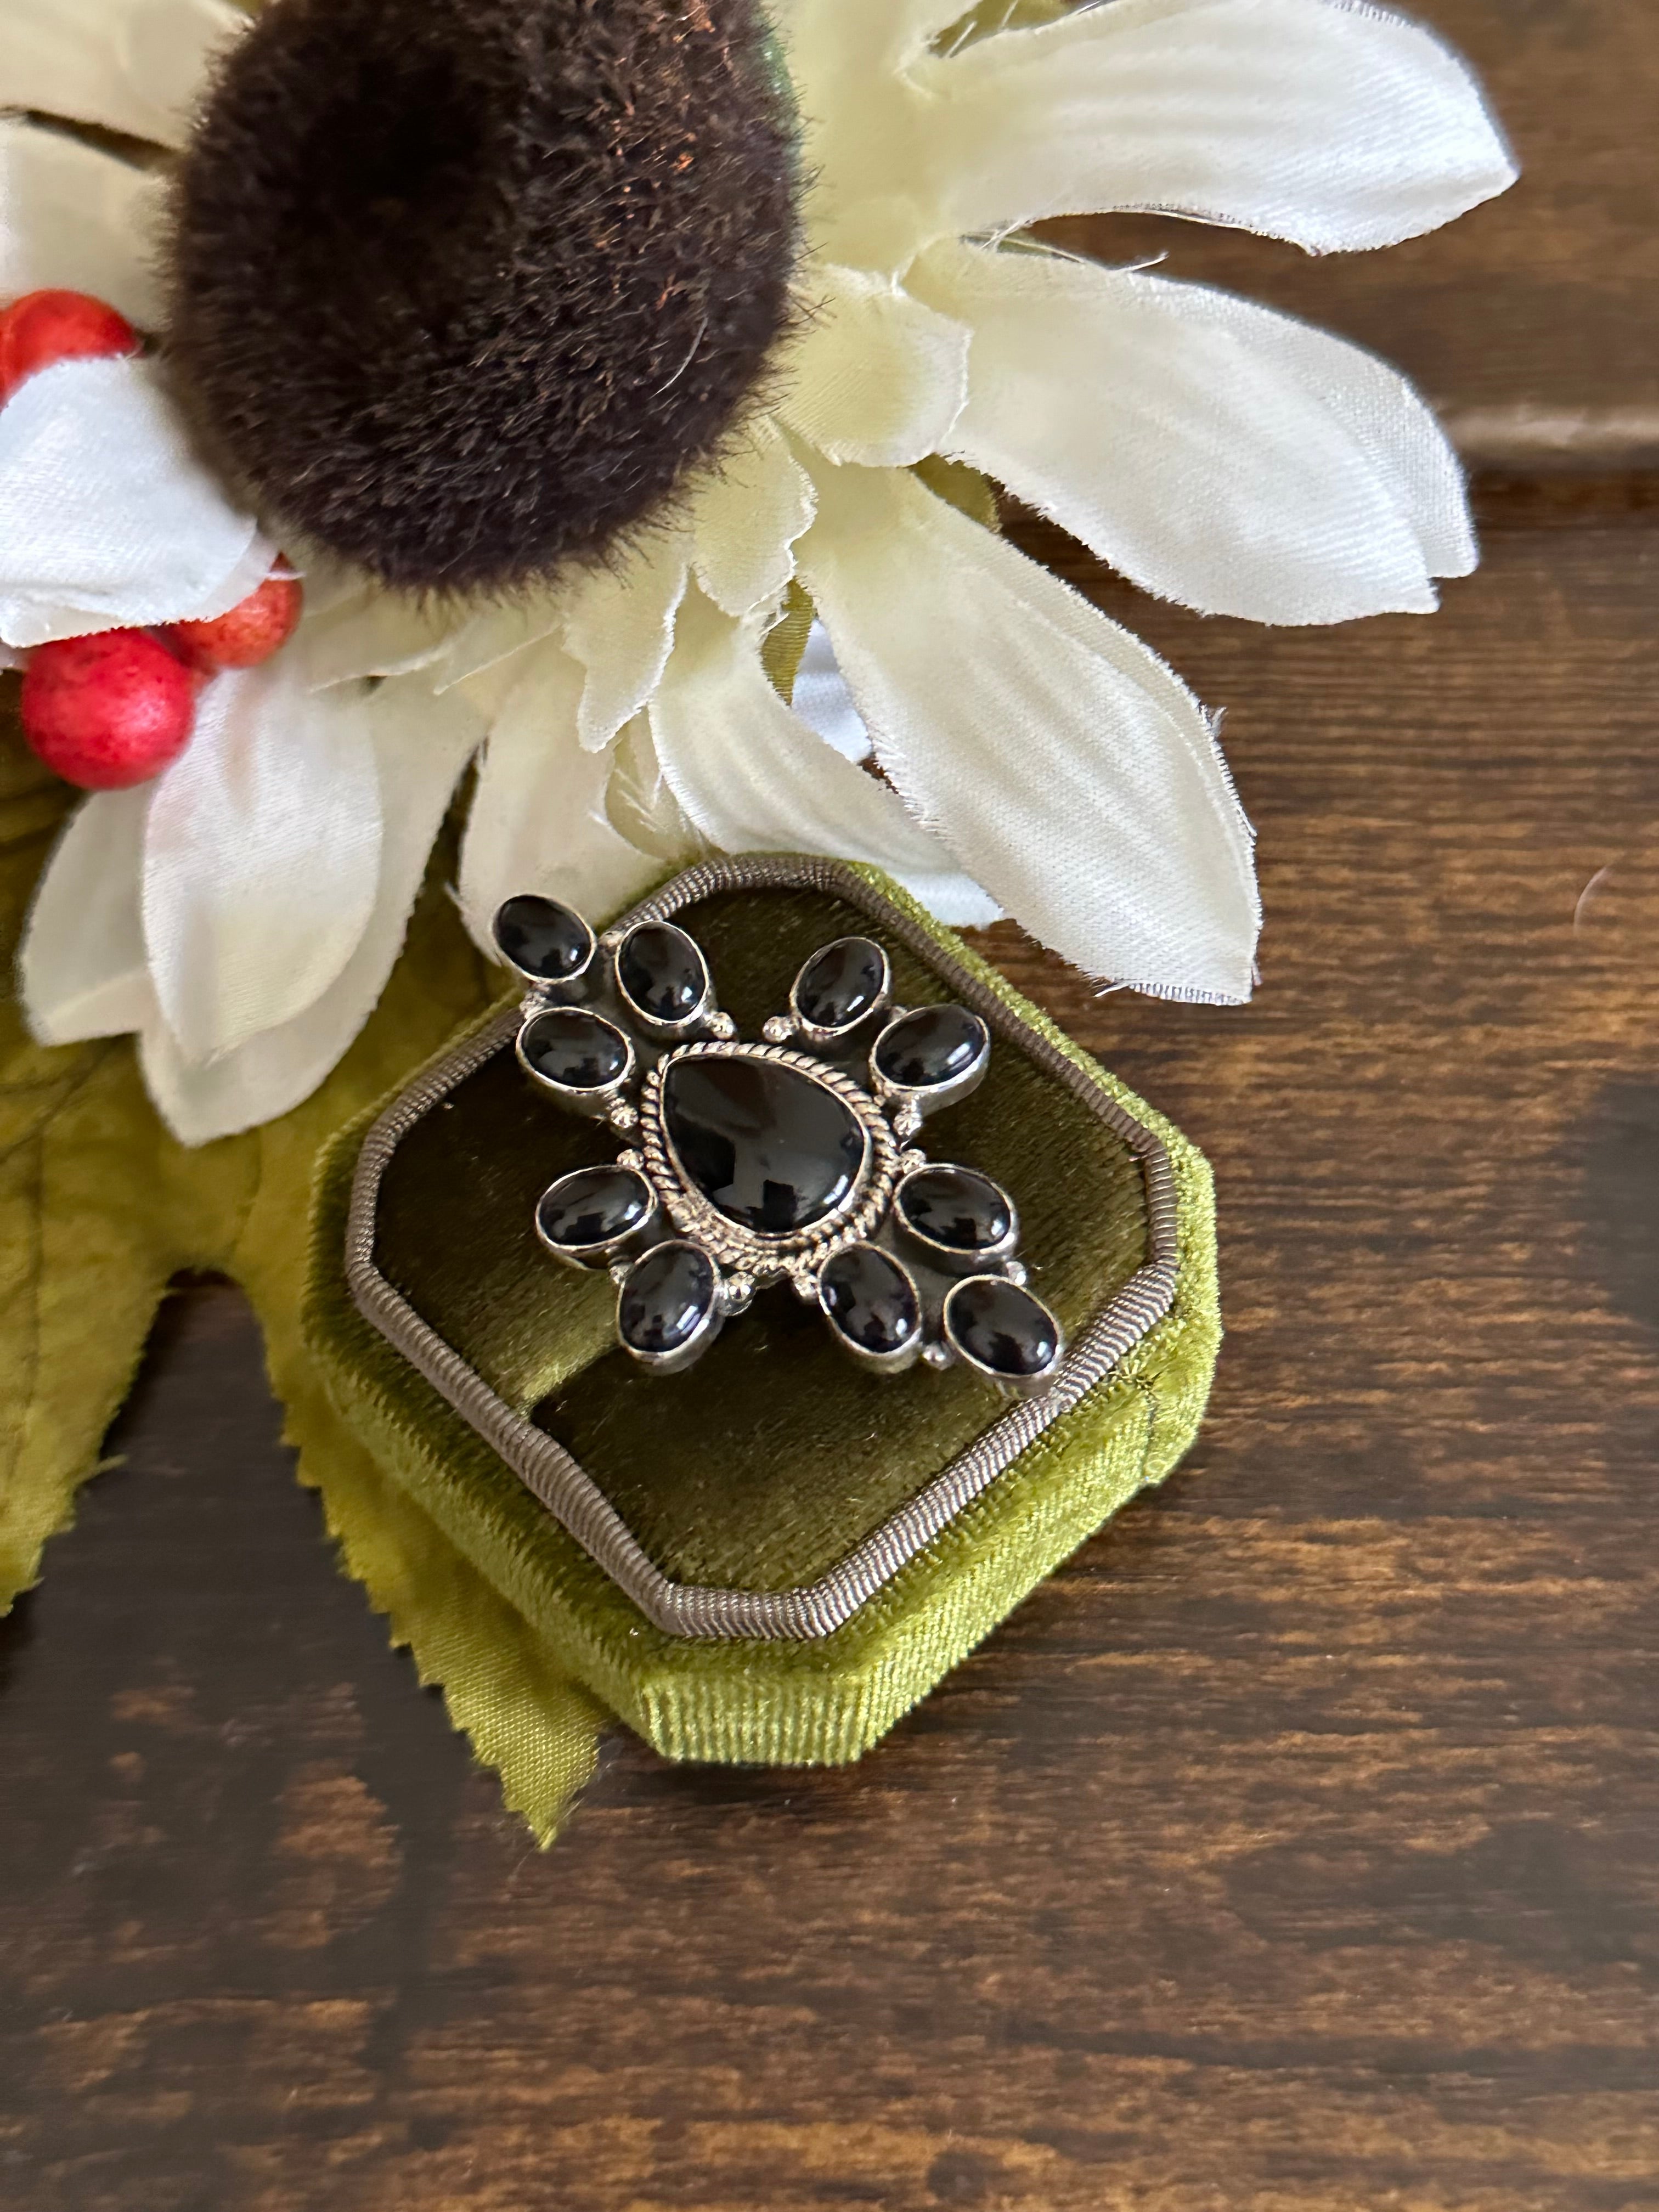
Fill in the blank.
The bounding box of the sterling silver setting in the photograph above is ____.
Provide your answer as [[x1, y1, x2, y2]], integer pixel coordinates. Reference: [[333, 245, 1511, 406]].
[[493, 892, 1065, 1390], [786, 935, 894, 1048], [893, 1163, 1022, 1273], [514, 1006, 637, 1116], [610, 919, 717, 1041], [634, 1039, 902, 1286]]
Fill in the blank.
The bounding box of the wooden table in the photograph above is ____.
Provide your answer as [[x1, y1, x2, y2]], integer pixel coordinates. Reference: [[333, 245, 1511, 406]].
[[3, 5, 1655, 2205]]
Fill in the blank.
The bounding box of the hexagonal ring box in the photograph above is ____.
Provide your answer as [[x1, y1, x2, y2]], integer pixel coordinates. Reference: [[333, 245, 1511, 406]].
[[304, 857, 1221, 1764]]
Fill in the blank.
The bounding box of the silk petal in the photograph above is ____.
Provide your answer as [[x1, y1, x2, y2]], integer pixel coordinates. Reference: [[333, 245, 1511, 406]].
[[0, 0, 244, 149], [778, 263, 970, 467], [915, 0, 1518, 251], [797, 460, 1259, 1001], [560, 535, 690, 753], [457, 638, 661, 955], [691, 417, 816, 618], [650, 587, 1000, 926], [0, 358, 262, 646], [301, 588, 458, 690], [19, 784, 152, 1043], [140, 677, 483, 1145], [915, 241, 1472, 622], [141, 659, 383, 1063], [0, 119, 167, 326]]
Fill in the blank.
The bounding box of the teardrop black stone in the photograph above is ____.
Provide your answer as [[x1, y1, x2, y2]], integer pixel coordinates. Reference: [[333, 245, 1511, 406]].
[[873, 1005, 988, 1090], [945, 1277, 1062, 1380], [618, 1243, 717, 1356], [793, 936, 888, 1032], [618, 922, 708, 1025], [538, 1166, 653, 1252], [663, 1052, 868, 1236], [494, 893, 592, 982], [820, 1245, 921, 1358], [520, 1007, 629, 1091], [898, 1166, 1014, 1255]]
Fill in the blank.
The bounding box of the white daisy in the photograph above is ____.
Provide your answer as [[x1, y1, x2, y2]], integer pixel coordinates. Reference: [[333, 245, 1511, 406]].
[[452, 0, 1513, 992], [3, 0, 1514, 1144]]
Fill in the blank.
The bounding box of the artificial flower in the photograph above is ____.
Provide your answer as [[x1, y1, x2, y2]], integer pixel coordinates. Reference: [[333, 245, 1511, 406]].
[[454, 0, 1513, 997], [2, 0, 1515, 1144]]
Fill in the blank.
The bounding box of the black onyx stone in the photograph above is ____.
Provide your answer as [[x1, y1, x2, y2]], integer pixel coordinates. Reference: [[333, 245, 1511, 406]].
[[820, 1245, 921, 1358], [494, 893, 591, 981], [793, 936, 887, 1032], [619, 1243, 716, 1356], [873, 1005, 988, 1090], [945, 1277, 1062, 1379], [663, 1052, 867, 1236], [520, 1007, 629, 1091], [898, 1166, 1013, 1255], [618, 922, 708, 1024], [538, 1166, 652, 1251]]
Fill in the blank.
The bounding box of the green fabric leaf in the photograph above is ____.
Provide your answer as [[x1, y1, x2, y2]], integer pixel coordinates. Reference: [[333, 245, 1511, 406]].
[[0, 693, 606, 1842]]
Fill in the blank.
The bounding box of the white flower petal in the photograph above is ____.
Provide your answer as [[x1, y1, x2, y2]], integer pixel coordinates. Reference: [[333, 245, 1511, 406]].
[[915, 241, 1471, 623], [139, 675, 484, 1146], [777, 264, 970, 467], [300, 586, 456, 690], [915, 0, 1516, 252], [649, 585, 1000, 927], [19, 783, 152, 1043], [775, 0, 983, 270], [776, 0, 978, 75], [435, 594, 562, 693], [805, 189, 933, 284], [457, 637, 661, 952], [604, 711, 706, 870], [560, 535, 690, 752], [791, 618, 873, 764], [448, 647, 546, 727], [276, 548, 371, 618], [0, 357, 262, 646], [181, 532, 284, 624], [141, 659, 383, 1063], [796, 459, 1259, 1001], [691, 417, 816, 618], [0, 119, 167, 328], [0, 0, 244, 149]]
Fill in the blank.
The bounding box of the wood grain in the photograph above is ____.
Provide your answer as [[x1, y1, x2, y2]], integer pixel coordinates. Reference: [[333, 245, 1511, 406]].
[[1, 513, 1655, 2212]]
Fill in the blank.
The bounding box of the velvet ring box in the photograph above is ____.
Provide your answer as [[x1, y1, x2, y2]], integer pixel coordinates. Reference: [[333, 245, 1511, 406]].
[[304, 858, 1222, 1764]]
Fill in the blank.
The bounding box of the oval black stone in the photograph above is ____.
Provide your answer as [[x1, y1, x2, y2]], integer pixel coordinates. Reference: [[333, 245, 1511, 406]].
[[873, 1005, 988, 1090], [898, 1166, 1014, 1255], [494, 893, 591, 982], [618, 1242, 717, 1356], [538, 1165, 653, 1252], [617, 922, 708, 1025], [945, 1277, 1062, 1379], [520, 1007, 629, 1091], [793, 936, 888, 1032], [820, 1245, 921, 1358], [663, 1052, 867, 1237]]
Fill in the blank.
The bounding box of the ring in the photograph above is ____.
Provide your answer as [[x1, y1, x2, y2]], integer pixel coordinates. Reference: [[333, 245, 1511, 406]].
[[494, 893, 1066, 1390]]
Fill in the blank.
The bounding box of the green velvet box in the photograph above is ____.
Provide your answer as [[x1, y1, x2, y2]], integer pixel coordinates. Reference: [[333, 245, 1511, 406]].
[[303, 858, 1221, 1764]]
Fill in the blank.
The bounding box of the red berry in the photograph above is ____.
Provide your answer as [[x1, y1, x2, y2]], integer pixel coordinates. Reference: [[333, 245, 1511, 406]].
[[169, 571, 304, 672], [0, 290, 140, 405], [21, 631, 196, 791]]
